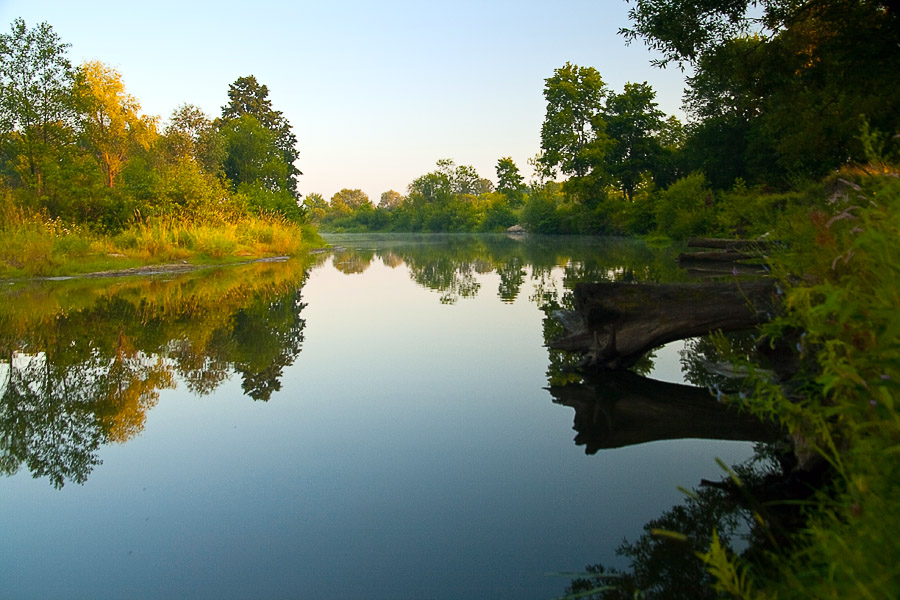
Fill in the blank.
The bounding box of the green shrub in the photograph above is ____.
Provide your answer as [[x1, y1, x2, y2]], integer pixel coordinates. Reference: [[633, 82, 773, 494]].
[[655, 172, 715, 239]]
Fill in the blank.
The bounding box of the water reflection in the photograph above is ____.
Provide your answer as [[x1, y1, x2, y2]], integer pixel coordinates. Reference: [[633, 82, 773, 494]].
[[549, 371, 778, 452], [564, 444, 782, 600], [2, 235, 779, 599], [324, 233, 687, 305], [0, 258, 314, 487]]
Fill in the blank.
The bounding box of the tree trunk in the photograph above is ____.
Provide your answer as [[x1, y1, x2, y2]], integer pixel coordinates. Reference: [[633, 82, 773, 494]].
[[550, 279, 776, 370]]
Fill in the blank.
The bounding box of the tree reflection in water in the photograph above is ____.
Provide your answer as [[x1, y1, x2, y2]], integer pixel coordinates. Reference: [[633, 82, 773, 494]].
[[545, 312, 813, 599], [0, 258, 313, 487], [564, 446, 781, 600], [324, 233, 687, 306]]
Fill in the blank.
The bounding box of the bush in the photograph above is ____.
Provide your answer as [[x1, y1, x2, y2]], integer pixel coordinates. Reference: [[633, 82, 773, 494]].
[[654, 172, 715, 239]]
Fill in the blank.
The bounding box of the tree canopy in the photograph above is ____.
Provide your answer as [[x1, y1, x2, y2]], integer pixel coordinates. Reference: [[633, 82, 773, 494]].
[[220, 75, 301, 198], [0, 20, 306, 230]]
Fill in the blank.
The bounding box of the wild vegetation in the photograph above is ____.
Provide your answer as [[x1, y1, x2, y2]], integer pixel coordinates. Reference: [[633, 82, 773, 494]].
[[309, 1, 898, 244], [3, 1, 900, 596], [549, 1, 900, 597], [0, 18, 315, 277]]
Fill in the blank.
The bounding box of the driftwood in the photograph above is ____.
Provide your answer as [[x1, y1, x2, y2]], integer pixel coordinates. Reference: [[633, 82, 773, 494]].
[[549, 371, 779, 453], [677, 250, 756, 263], [684, 263, 769, 278], [687, 237, 781, 251], [679, 238, 781, 265], [551, 279, 776, 370]]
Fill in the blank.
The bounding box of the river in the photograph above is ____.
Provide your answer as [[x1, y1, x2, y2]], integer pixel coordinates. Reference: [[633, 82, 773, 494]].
[[0, 234, 759, 599]]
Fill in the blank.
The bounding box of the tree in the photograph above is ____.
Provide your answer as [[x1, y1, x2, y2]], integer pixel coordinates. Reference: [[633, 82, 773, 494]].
[[220, 75, 300, 198], [330, 188, 372, 215], [452, 163, 492, 195], [165, 103, 225, 176], [302, 192, 328, 222], [604, 82, 666, 201], [0, 18, 76, 195], [220, 114, 288, 192], [379, 189, 404, 210], [74, 61, 158, 188], [622, 0, 900, 184], [540, 63, 610, 180], [622, 0, 900, 67], [495, 157, 525, 206]]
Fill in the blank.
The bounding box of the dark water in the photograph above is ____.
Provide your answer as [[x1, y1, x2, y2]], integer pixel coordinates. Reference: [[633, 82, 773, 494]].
[[0, 234, 758, 599]]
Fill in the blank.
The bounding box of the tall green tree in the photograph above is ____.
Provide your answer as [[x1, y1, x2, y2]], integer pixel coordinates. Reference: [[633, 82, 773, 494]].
[[495, 156, 525, 206], [220, 75, 300, 198], [540, 62, 612, 202], [604, 82, 666, 201], [220, 114, 287, 193], [165, 103, 225, 176], [0, 18, 76, 197], [623, 0, 900, 184]]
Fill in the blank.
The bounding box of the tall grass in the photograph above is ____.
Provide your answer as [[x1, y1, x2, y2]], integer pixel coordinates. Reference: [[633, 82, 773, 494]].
[[701, 165, 900, 598], [0, 192, 314, 277]]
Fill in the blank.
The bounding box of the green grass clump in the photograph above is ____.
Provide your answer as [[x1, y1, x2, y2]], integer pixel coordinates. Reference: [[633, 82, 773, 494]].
[[701, 165, 900, 598], [0, 200, 315, 278]]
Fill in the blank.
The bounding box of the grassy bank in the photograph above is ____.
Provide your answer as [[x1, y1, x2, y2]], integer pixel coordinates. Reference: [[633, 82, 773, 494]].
[[713, 165, 900, 598], [560, 164, 900, 599], [0, 199, 324, 278]]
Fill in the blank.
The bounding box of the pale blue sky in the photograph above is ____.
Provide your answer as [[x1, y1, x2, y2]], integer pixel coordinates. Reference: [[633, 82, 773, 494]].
[[0, 0, 687, 202]]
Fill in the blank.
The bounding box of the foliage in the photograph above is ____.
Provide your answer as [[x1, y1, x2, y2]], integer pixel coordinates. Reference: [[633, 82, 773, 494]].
[[685, 168, 900, 598], [653, 171, 714, 239], [165, 103, 226, 176], [625, 1, 900, 186], [540, 62, 612, 204], [0, 18, 77, 211], [74, 60, 158, 188], [0, 19, 310, 260], [220, 74, 300, 198], [495, 156, 525, 206], [604, 82, 666, 201]]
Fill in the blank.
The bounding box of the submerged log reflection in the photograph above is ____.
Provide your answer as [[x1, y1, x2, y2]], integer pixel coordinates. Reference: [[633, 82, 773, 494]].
[[549, 371, 778, 453]]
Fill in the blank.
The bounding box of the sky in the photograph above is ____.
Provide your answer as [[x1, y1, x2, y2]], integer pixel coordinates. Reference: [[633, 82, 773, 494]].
[[0, 0, 688, 203]]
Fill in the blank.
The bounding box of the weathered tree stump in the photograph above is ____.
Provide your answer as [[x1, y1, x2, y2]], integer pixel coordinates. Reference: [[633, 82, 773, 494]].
[[549, 371, 779, 452], [550, 279, 777, 370]]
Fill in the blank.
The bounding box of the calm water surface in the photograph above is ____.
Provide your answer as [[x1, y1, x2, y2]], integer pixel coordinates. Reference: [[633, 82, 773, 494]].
[[1, 234, 757, 599]]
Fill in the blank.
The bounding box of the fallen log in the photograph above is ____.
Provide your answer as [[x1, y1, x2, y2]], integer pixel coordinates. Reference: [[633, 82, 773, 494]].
[[549, 371, 779, 452], [683, 263, 769, 278], [550, 279, 777, 370], [687, 237, 781, 251], [677, 250, 757, 263]]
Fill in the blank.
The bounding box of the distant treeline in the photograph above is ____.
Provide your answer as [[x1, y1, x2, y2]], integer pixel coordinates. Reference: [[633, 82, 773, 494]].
[[309, 1, 900, 238]]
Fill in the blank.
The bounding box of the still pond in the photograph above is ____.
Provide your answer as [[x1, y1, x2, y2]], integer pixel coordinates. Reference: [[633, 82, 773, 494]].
[[1, 234, 759, 599]]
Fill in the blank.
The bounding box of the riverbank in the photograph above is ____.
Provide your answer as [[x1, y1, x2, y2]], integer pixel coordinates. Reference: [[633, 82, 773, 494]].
[[0, 209, 324, 279]]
